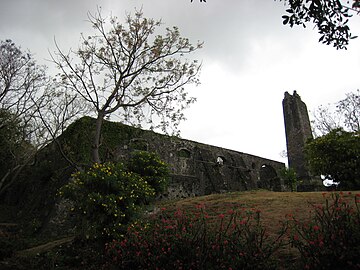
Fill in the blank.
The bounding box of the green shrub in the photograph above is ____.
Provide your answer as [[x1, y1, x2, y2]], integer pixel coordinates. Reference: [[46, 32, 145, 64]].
[[0, 238, 15, 260], [59, 162, 156, 240], [289, 192, 360, 269], [279, 167, 298, 192], [127, 151, 170, 195], [105, 205, 286, 270]]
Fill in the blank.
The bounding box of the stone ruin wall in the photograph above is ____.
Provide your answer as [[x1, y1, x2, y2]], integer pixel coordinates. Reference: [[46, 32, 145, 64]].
[[110, 128, 286, 200]]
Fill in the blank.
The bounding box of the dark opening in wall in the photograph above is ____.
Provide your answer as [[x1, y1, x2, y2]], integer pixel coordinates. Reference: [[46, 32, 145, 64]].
[[177, 148, 191, 158], [130, 138, 148, 151], [258, 164, 281, 191]]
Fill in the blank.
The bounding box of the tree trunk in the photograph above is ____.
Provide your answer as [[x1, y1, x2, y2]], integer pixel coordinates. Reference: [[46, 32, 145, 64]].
[[92, 112, 104, 163]]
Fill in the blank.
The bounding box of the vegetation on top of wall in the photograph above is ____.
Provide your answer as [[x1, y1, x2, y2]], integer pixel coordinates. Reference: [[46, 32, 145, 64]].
[[2, 116, 172, 238]]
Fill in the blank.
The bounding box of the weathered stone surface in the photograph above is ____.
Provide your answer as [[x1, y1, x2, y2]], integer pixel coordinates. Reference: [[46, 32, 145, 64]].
[[106, 123, 286, 199], [283, 91, 313, 184], [2, 116, 286, 235]]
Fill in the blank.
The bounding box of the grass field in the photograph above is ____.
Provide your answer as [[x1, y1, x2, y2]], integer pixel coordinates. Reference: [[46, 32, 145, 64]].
[[154, 190, 359, 266], [157, 190, 354, 231]]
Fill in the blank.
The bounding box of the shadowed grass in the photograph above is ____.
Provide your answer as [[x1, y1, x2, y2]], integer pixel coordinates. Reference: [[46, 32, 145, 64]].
[[157, 190, 344, 231]]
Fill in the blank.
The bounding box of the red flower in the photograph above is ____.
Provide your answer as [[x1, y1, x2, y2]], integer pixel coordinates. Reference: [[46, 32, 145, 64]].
[[196, 203, 205, 209], [227, 209, 234, 215], [120, 239, 127, 247], [239, 219, 247, 225], [174, 209, 182, 217], [218, 213, 225, 219], [313, 225, 320, 231]]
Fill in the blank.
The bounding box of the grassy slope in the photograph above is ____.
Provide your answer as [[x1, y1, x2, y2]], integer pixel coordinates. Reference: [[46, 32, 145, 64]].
[[157, 190, 356, 235], [2, 190, 359, 269], [156, 190, 358, 266]]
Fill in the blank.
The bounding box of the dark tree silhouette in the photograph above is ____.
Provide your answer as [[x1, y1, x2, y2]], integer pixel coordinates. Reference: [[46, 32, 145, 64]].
[[191, 0, 360, 49]]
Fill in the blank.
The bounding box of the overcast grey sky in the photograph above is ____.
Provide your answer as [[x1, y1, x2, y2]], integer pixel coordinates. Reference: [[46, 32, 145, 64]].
[[1, 0, 360, 163]]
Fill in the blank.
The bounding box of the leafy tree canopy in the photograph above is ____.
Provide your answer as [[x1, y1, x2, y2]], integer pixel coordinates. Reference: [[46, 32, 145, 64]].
[[305, 128, 360, 189], [191, 0, 360, 49]]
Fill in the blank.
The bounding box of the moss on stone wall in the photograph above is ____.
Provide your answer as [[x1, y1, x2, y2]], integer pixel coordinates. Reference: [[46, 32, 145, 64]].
[[1, 116, 285, 239]]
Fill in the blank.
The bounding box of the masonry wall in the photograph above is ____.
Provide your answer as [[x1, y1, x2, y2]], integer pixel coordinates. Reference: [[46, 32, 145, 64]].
[[1, 116, 286, 238], [109, 125, 286, 199]]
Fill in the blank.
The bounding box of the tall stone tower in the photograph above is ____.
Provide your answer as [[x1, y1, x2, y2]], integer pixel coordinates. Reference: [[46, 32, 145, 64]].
[[282, 91, 313, 186]]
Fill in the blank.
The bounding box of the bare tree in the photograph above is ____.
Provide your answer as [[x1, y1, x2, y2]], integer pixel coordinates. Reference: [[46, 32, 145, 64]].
[[0, 39, 47, 137], [337, 89, 360, 132], [0, 39, 47, 195], [52, 10, 202, 163], [311, 104, 342, 137], [0, 40, 89, 196], [311, 90, 360, 136]]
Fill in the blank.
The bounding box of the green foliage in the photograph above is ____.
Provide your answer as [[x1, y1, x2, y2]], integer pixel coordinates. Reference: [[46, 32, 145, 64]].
[[281, 0, 357, 50], [58, 152, 169, 241], [0, 238, 15, 260], [127, 151, 170, 195], [177, 148, 191, 158], [280, 167, 298, 192], [191, 0, 359, 49], [0, 109, 33, 180], [0, 110, 22, 170], [305, 128, 360, 189], [59, 162, 156, 240], [289, 192, 360, 269], [58, 116, 145, 163], [105, 206, 286, 270]]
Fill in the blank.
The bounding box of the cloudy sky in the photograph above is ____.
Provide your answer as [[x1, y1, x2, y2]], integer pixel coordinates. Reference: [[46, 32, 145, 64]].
[[1, 0, 360, 163]]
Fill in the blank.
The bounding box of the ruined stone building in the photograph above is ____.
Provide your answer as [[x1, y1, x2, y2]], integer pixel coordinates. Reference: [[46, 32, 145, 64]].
[[0, 92, 319, 238], [104, 122, 286, 199], [282, 91, 314, 190]]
